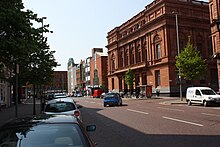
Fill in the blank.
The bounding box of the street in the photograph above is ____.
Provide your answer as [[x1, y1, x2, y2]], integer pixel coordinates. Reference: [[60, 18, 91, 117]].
[[75, 97, 220, 147]]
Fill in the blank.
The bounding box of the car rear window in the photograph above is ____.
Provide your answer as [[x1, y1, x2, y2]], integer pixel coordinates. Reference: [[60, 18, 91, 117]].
[[45, 102, 76, 112], [106, 93, 119, 97]]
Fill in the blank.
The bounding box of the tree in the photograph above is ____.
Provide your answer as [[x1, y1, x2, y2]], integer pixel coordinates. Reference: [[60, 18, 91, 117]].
[[0, 0, 58, 104], [0, 0, 58, 83], [175, 37, 207, 83], [125, 69, 134, 96]]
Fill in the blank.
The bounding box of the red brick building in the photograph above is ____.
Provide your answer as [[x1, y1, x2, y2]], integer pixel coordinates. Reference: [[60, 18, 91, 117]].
[[45, 71, 68, 93], [107, 0, 218, 96], [90, 48, 108, 91], [209, 0, 220, 92]]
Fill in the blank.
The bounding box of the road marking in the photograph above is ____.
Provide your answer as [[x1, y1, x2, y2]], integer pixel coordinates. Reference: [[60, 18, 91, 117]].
[[158, 107, 184, 112], [202, 113, 220, 117], [162, 116, 203, 127], [127, 109, 149, 115], [90, 102, 95, 104]]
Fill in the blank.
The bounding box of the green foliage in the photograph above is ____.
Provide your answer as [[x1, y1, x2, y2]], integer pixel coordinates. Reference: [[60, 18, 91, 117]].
[[0, 0, 58, 86], [175, 37, 207, 81], [125, 69, 134, 89]]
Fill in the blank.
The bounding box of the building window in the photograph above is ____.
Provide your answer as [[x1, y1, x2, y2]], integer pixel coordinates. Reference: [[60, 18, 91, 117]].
[[155, 44, 161, 59], [154, 35, 162, 60], [131, 48, 135, 64], [120, 51, 124, 67], [111, 54, 115, 73], [155, 70, 161, 86], [112, 78, 114, 90], [179, 40, 185, 52], [196, 43, 204, 57], [213, 35, 217, 53]]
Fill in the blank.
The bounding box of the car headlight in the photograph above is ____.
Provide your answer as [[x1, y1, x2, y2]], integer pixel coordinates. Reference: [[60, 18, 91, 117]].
[[208, 97, 213, 100]]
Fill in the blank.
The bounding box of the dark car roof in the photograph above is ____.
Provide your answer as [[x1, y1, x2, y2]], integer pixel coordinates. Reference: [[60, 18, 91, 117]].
[[1, 114, 78, 128]]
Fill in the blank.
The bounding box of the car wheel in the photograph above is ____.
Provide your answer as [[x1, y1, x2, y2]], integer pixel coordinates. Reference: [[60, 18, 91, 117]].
[[203, 101, 208, 107], [187, 100, 191, 106], [104, 104, 106, 107]]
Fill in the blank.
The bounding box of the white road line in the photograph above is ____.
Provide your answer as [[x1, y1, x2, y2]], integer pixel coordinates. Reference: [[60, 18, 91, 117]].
[[162, 116, 203, 127], [90, 102, 95, 104], [127, 109, 149, 115], [158, 107, 184, 112], [202, 113, 220, 117]]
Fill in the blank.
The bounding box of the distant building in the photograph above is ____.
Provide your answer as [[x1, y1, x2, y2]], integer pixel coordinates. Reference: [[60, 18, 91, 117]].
[[106, 0, 217, 96], [90, 48, 108, 93], [44, 71, 68, 93], [76, 65, 81, 89], [79, 60, 86, 91], [85, 57, 92, 91], [67, 58, 78, 94]]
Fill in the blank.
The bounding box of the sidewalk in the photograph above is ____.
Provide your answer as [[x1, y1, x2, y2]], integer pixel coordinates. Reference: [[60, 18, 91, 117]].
[[0, 103, 41, 126], [122, 95, 187, 105]]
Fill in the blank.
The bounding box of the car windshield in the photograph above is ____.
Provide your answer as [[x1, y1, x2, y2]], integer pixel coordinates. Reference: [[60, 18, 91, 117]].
[[0, 124, 90, 147], [45, 102, 76, 112], [201, 89, 216, 95], [105, 93, 118, 98], [54, 93, 67, 98]]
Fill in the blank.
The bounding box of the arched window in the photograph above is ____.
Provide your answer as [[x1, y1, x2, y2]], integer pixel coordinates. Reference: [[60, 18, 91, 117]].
[[125, 49, 129, 66], [137, 44, 141, 63], [111, 54, 115, 73], [131, 47, 135, 64], [120, 50, 124, 67], [154, 35, 161, 60]]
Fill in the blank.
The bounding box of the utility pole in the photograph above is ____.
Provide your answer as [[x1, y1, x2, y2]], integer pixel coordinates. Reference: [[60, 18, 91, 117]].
[[173, 11, 182, 101]]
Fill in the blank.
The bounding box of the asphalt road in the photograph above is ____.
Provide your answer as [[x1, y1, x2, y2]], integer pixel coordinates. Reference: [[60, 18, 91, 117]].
[[75, 97, 220, 147]]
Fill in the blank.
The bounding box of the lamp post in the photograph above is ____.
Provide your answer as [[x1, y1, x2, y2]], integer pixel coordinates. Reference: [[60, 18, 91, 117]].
[[40, 17, 47, 112], [173, 11, 182, 101], [15, 63, 19, 117]]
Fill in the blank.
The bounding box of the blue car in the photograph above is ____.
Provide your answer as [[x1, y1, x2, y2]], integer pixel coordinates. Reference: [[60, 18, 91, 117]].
[[104, 92, 122, 107]]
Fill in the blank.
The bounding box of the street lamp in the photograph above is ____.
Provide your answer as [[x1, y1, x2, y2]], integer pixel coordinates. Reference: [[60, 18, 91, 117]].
[[172, 11, 182, 100]]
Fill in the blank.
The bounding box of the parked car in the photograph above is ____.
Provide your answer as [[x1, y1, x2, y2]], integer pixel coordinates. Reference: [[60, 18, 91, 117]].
[[77, 93, 83, 97], [186, 87, 220, 106], [100, 92, 106, 99], [0, 114, 96, 147], [44, 97, 81, 120], [103, 92, 122, 107], [54, 93, 67, 98]]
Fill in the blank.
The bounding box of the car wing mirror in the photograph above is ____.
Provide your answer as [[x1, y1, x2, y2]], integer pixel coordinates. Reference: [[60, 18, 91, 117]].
[[86, 125, 96, 132], [76, 104, 82, 109]]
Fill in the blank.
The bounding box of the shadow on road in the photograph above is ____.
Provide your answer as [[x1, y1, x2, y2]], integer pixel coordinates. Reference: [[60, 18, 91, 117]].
[[80, 106, 220, 147]]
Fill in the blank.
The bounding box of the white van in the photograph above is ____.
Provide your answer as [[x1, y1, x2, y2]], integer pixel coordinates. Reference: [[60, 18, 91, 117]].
[[186, 87, 220, 107]]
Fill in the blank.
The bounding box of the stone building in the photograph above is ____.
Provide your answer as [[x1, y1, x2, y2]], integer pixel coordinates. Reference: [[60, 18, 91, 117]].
[[106, 0, 218, 96], [67, 58, 78, 94], [209, 0, 220, 92]]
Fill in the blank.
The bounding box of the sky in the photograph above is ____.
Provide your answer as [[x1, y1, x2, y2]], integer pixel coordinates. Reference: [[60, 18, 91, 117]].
[[23, 0, 209, 71], [22, 0, 152, 71]]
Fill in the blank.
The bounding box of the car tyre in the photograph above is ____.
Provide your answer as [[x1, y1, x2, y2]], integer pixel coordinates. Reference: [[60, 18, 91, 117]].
[[187, 100, 191, 106], [203, 100, 208, 107], [104, 104, 106, 107]]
